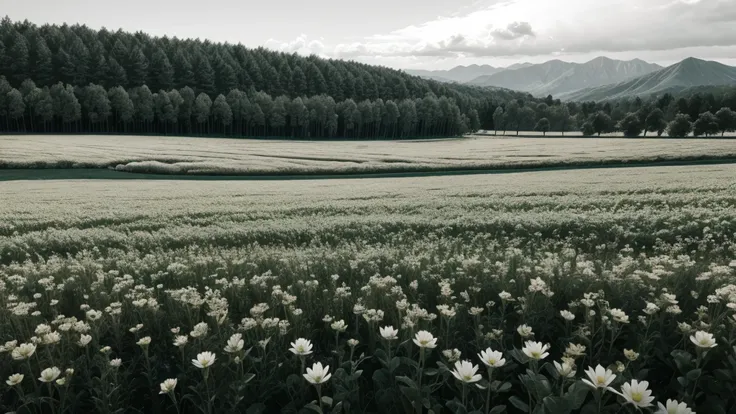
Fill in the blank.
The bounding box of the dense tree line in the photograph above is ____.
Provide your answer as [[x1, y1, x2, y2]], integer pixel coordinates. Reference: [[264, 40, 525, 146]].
[[0, 77, 481, 138], [0, 17, 535, 138]]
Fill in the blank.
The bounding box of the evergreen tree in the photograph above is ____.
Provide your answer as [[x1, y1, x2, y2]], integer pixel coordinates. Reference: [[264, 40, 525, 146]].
[[127, 46, 149, 87], [290, 67, 307, 97], [305, 63, 327, 96], [68, 37, 90, 85], [149, 49, 174, 92], [7, 32, 29, 85], [384, 100, 400, 137], [194, 93, 212, 125], [108, 86, 134, 127], [129, 85, 154, 126], [398, 99, 417, 137], [194, 54, 216, 96], [106, 57, 127, 88], [212, 94, 233, 132], [178, 86, 196, 129], [270, 96, 288, 136], [6, 88, 25, 129], [30, 37, 54, 86], [82, 84, 111, 124], [34, 87, 55, 128], [172, 50, 196, 89]]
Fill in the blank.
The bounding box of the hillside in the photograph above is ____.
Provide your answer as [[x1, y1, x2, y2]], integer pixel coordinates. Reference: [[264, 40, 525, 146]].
[[561, 58, 736, 101], [405, 64, 502, 83], [467, 57, 661, 97]]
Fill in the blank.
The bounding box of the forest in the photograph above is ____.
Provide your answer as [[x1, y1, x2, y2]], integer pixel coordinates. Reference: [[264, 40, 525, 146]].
[[0, 17, 735, 138]]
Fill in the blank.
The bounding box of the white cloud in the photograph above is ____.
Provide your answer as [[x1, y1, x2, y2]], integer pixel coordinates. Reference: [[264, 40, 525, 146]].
[[265, 34, 326, 56], [330, 0, 736, 61]]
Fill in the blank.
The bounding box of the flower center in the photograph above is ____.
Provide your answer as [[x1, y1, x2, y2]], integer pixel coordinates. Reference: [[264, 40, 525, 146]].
[[699, 339, 708, 345], [596, 375, 605, 384], [489, 358, 496, 364], [315, 375, 322, 382], [531, 352, 540, 358], [631, 392, 642, 402]]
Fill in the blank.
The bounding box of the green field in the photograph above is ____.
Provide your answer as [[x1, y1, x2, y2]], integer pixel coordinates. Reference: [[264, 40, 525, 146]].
[[2, 134, 735, 176], [1, 159, 736, 413]]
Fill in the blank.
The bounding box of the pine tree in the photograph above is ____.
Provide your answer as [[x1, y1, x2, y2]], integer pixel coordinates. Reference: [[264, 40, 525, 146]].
[[127, 46, 149, 87], [31, 37, 54, 86], [106, 57, 127, 88], [149, 49, 174, 92], [194, 54, 216, 96], [194, 93, 212, 124], [172, 50, 196, 89], [68, 37, 90, 85], [82, 84, 111, 124], [108, 86, 134, 127], [7, 32, 29, 85], [305, 62, 327, 96], [212, 94, 233, 132], [290, 66, 307, 97]]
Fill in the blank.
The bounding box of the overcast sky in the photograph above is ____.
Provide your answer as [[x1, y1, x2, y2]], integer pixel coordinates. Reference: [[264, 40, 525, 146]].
[[4, 0, 736, 69]]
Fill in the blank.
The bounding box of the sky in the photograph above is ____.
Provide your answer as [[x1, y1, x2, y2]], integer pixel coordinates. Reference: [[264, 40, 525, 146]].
[[3, 0, 736, 70]]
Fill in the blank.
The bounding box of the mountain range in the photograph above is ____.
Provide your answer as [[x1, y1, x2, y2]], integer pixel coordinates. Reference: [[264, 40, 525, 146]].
[[559, 57, 736, 101], [406, 57, 736, 101]]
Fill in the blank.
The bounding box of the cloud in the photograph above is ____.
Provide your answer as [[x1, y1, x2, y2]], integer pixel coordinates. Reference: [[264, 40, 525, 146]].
[[265, 34, 325, 56], [492, 22, 535, 40], [330, 0, 736, 60]]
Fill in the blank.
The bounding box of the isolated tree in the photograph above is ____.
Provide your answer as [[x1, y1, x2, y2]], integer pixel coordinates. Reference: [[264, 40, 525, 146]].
[[617, 113, 642, 137], [535, 117, 550, 136], [644, 108, 666, 137], [212, 94, 233, 132], [666, 114, 692, 137], [590, 111, 612, 136], [715, 107, 736, 136], [581, 121, 595, 137], [692, 111, 719, 137], [492, 106, 505, 135]]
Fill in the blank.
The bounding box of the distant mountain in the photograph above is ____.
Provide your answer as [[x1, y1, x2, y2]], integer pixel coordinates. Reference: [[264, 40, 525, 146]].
[[506, 62, 534, 70], [560, 58, 736, 101], [466, 57, 662, 97], [406, 64, 502, 83]]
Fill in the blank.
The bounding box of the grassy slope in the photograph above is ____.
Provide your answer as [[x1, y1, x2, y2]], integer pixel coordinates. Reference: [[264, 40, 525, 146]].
[[1, 135, 736, 177]]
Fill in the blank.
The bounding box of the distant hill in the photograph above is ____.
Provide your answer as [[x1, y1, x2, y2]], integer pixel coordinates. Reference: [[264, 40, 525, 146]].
[[560, 58, 736, 101], [466, 57, 662, 97], [406, 64, 502, 83]]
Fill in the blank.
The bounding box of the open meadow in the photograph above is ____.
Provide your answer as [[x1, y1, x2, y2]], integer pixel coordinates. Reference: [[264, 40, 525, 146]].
[[1, 134, 736, 176], [1, 162, 736, 413]]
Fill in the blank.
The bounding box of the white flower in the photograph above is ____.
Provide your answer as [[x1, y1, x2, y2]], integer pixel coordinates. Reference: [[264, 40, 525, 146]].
[[224, 333, 244, 354], [78, 334, 92, 347], [330, 320, 347, 332], [11, 343, 36, 360], [478, 348, 505, 368], [413, 331, 438, 349], [522, 341, 549, 360], [582, 365, 616, 391], [499, 291, 512, 300], [609, 308, 630, 324], [690, 331, 717, 348], [137, 337, 151, 347], [289, 338, 313, 355], [304, 362, 331, 384], [655, 399, 694, 414], [42, 332, 61, 345], [565, 343, 587, 358], [192, 352, 216, 369], [442, 348, 461, 362], [624, 349, 639, 361], [554, 360, 576, 378], [619, 379, 655, 408], [109, 358, 122, 368], [190, 322, 209, 338], [159, 378, 178, 394], [517, 324, 534, 338], [347, 339, 359, 348], [451, 360, 482, 383], [6, 374, 24, 386], [560, 310, 575, 321], [173, 335, 188, 347], [39, 367, 61, 383], [380, 326, 399, 341]]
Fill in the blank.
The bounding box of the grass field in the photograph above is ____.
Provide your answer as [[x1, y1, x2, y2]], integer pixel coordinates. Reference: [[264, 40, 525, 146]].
[[1, 162, 735, 413], [1, 134, 735, 176]]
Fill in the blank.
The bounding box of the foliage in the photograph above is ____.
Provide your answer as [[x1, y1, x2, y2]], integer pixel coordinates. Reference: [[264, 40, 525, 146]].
[[0, 165, 735, 413]]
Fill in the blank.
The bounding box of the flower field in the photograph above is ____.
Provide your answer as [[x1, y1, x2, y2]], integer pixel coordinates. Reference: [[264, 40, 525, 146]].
[[1, 164, 735, 413]]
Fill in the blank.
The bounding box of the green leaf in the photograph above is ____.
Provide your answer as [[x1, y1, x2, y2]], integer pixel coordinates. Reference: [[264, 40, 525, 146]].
[[396, 376, 419, 389], [424, 368, 438, 377], [497, 382, 512, 393], [509, 396, 530, 413], [565, 381, 590, 409], [543, 396, 571, 414], [243, 373, 255, 383], [671, 350, 694, 373], [321, 396, 333, 407], [304, 402, 323, 414], [687, 369, 702, 381], [489, 405, 506, 414], [389, 356, 400, 373]]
